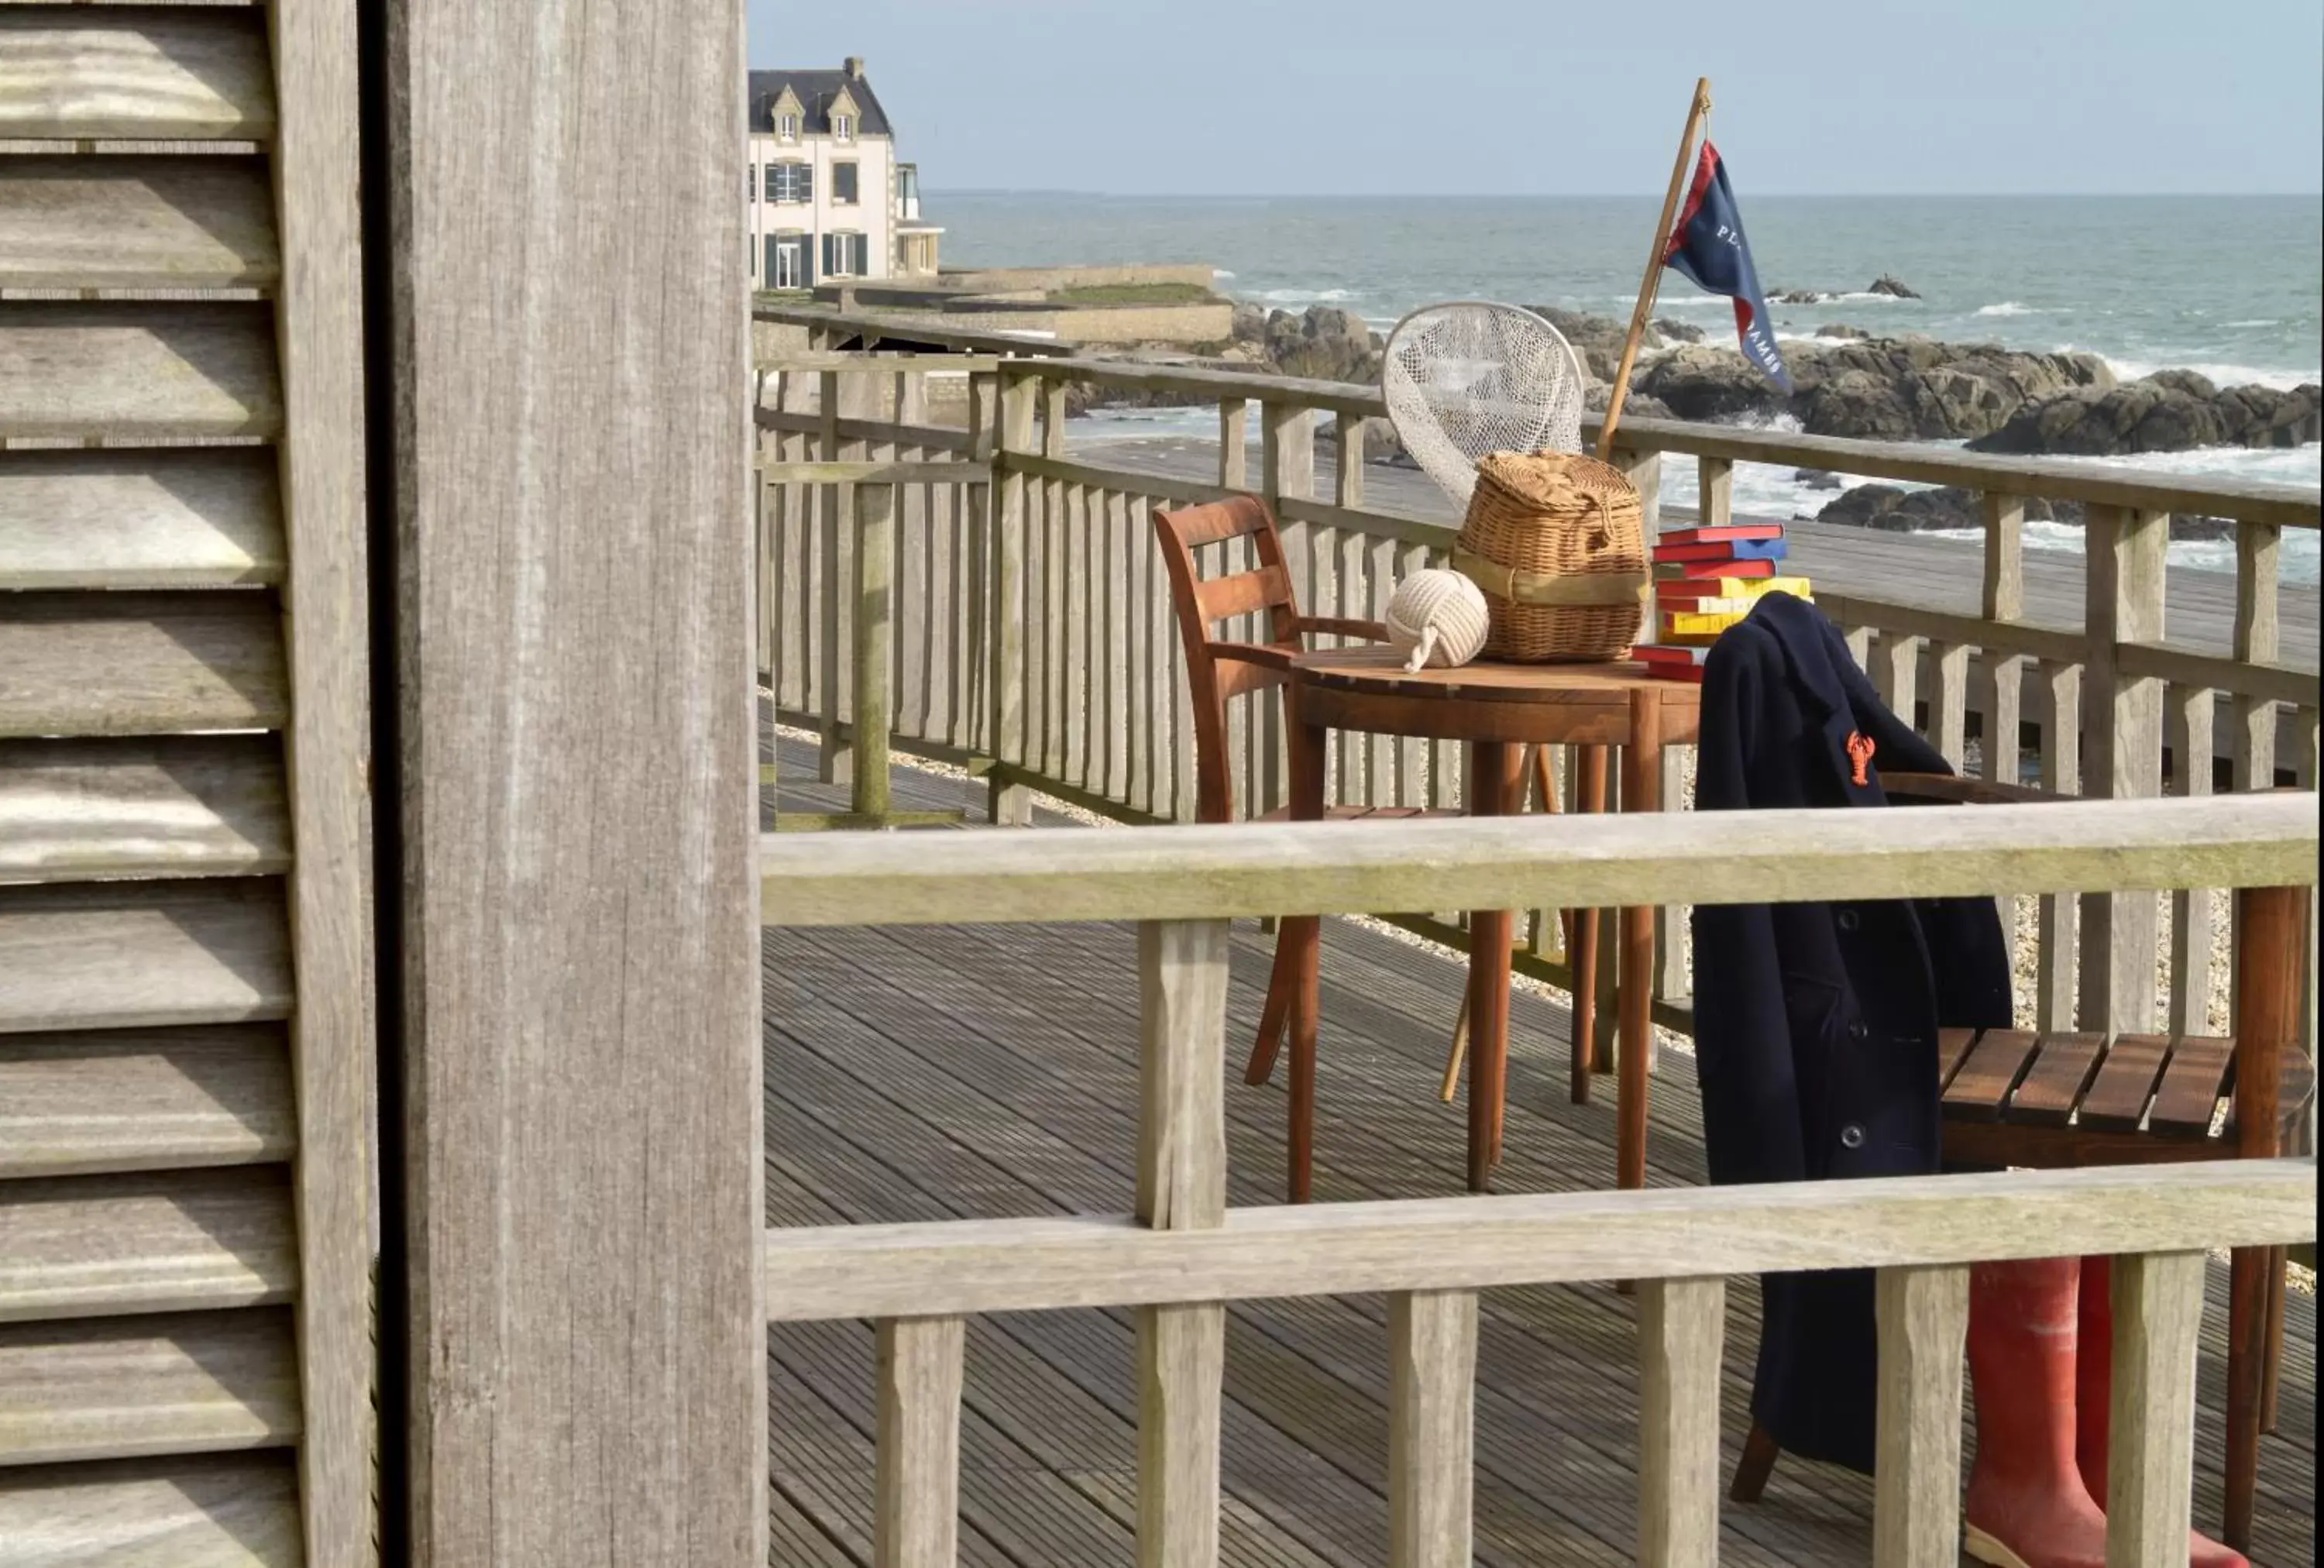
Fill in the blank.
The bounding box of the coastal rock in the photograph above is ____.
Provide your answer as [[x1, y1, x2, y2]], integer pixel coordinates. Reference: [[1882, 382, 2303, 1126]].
[[1263, 304, 1379, 383], [1583, 382, 1674, 421], [1794, 467, 1844, 490], [1867, 274, 1921, 298], [1525, 306, 1700, 382], [1968, 377, 2322, 456], [1817, 483, 2235, 542], [1631, 344, 1780, 421], [1816, 323, 1869, 340], [1642, 335, 2114, 439], [1771, 288, 1828, 305], [1229, 301, 1268, 343]]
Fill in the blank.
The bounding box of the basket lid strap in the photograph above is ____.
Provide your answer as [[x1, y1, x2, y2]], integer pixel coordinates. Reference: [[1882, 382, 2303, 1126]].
[[1452, 550, 1651, 608]]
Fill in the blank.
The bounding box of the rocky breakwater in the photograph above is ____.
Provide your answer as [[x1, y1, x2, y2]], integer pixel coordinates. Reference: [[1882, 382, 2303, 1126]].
[[1966, 369, 2322, 456], [1635, 334, 2116, 442], [1813, 483, 2238, 543]]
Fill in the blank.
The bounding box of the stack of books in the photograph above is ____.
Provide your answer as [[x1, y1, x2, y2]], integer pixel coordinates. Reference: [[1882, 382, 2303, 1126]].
[[1633, 523, 1812, 682]]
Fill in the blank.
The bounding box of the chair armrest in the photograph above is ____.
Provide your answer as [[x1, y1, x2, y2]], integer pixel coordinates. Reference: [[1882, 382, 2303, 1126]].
[[1298, 616, 1390, 643], [1212, 641, 1298, 672]]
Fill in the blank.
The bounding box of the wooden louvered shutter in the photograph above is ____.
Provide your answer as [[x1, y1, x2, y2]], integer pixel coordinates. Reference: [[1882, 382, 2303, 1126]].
[[0, 3, 376, 1563]]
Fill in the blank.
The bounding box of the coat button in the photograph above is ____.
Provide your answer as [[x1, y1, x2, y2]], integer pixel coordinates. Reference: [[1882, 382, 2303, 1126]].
[[1836, 910, 1860, 933], [1847, 1020, 1868, 1043], [1839, 1123, 1866, 1150]]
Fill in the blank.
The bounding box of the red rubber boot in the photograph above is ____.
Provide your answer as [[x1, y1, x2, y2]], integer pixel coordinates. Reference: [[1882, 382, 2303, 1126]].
[[2075, 1256, 2249, 1568], [1964, 1257, 2109, 1568]]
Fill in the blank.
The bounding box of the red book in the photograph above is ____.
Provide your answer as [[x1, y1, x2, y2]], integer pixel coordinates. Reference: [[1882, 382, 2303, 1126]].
[[1658, 524, 1782, 545], [1655, 556, 1778, 580], [1654, 537, 1789, 564], [1634, 644, 1711, 669]]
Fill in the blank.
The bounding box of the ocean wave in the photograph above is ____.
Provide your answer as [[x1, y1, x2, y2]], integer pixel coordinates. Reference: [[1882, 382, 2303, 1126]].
[[1256, 287, 1360, 304], [1213, 269, 1236, 280], [1975, 301, 2039, 317], [2092, 354, 2320, 391]]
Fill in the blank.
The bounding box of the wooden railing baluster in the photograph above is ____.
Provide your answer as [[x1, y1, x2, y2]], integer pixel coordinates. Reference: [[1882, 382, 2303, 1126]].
[[2169, 683, 2219, 1035], [874, 1314, 966, 1568], [1218, 397, 1247, 488], [851, 482, 895, 820], [2038, 658, 2085, 1029], [989, 373, 1038, 824], [1135, 918, 1231, 1568], [1262, 401, 1314, 820], [2106, 1251, 2206, 1567], [1387, 1288, 1479, 1568], [1637, 1276, 1724, 1567], [2084, 505, 2171, 1035], [1696, 455, 1731, 528], [1871, 1264, 1970, 1568], [1931, 639, 1971, 769]]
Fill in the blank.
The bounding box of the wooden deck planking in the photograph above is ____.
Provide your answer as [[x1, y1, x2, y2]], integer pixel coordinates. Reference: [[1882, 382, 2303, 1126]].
[[761, 731, 2315, 1566]]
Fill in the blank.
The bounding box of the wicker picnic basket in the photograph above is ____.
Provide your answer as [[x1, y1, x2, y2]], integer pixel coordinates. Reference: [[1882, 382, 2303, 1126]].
[[1452, 450, 1650, 662]]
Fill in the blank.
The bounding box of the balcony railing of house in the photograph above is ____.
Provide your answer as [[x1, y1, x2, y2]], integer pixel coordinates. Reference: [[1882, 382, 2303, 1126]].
[[758, 795, 2319, 1565], [750, 303, 2322, 1078]]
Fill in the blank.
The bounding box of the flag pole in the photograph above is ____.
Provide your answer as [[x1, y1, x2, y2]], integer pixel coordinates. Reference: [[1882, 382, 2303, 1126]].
[[1595, 77, 1714, 462]]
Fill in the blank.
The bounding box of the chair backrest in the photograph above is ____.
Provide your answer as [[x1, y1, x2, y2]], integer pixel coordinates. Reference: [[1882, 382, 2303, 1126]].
[[1151, 495, 1304, 824]]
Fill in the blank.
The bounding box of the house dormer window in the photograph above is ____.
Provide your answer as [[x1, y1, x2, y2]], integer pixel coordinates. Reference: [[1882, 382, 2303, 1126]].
[[775, 112, 799, 142], [832, 113, 855, 143]]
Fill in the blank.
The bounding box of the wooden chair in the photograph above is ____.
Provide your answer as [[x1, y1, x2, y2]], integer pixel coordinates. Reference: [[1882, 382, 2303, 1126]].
[[1150, 497, 1474, 1140], [1727, 772, 2315, 1553]]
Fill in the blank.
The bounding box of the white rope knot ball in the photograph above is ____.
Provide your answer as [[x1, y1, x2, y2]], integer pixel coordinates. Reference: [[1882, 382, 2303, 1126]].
[[1383, 567, 1491, 672]]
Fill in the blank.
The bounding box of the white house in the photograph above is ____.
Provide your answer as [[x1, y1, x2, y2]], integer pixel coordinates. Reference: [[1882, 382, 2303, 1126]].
[[747, 58, 942, 290]]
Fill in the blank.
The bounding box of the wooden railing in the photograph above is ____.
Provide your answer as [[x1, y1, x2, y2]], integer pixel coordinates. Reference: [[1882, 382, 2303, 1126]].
[[758, 794, 2320, 1566], [751, 311, 2321, 1064]]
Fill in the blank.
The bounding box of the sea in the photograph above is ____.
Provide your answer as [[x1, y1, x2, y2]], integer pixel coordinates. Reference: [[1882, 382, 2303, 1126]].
[[933, 193, 2322, 583]]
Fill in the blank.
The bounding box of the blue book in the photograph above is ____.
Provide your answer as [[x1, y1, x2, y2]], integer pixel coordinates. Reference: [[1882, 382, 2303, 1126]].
[[1653, 535, 1789, 564]]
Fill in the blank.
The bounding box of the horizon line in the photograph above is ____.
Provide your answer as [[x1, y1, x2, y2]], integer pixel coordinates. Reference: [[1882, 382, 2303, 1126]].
[[927, 187, 2324, 201]]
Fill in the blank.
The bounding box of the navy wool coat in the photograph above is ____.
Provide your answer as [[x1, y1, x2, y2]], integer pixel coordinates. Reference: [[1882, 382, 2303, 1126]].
[[1690, 592, 2013, 1473]]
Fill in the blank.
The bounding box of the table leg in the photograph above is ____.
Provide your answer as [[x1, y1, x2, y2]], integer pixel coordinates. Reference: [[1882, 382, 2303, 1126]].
[[1569, 744, 1609, 1102], [1618, 693, 1664, 1193], [1466, 741, 1521, 1191], [1285, 697, 1329, 1204]]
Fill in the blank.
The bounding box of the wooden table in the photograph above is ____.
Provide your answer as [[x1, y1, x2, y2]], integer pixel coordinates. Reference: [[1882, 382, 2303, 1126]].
[[1287, 648, 1702, 1195]]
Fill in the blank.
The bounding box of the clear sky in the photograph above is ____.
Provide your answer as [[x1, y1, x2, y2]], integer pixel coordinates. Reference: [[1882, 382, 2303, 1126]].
[[748, 0, 2323, 196]]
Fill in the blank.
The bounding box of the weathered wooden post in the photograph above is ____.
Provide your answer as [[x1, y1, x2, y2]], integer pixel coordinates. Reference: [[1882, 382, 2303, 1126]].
[[383, 4, 764, 1562], [2082, 505, 2169, 1033], [988, 370, 1039, 825]]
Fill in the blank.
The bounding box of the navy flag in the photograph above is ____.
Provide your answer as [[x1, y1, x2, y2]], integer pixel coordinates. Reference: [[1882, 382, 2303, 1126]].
[[1666, 142, 1792, 393]]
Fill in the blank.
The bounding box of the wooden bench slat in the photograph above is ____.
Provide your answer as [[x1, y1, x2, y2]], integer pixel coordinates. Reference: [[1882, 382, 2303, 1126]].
[[0, 303, 281, 441], [1941, 1029, 2040, 1123], [0, 156, 278, 292], [2147, 1036, 2236, 1139], [0, 1308, 299, 1466], [0, 10, 276, 142], [0, 592, 287, 738], [0, 1170, 295, 1324], [2008, 1032, 2108, 1126], [0, 881, 292, 1036], [1935, 1027, 1980, 1092], [0, 1453, 300, 1566], [2076, 1033, 2173, 1132], [0, 735, 289, 883], [0, 449, 284, 591], [0, 1026, 294, 1180]]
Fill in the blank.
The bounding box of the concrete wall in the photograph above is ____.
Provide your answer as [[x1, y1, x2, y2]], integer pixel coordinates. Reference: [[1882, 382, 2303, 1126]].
[[935, 263, 1217, 294]]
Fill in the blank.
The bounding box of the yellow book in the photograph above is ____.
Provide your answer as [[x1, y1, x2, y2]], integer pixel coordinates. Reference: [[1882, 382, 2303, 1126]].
[[1660, 608, 1752, 641], [1651, 575, 1813, 600]]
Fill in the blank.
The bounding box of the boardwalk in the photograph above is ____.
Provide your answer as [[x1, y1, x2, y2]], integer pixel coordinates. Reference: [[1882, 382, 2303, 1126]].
[[760, 732, 2316, 1567]]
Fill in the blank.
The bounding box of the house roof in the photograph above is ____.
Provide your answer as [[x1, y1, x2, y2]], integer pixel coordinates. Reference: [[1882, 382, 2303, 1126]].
[[749, 69, 892, 137]]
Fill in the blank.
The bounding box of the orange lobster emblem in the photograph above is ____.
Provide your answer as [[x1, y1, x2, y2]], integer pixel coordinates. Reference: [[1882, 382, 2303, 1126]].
[[1845, 731, 1876, 787]]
